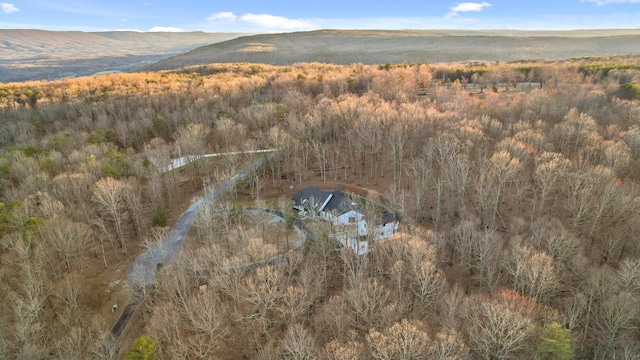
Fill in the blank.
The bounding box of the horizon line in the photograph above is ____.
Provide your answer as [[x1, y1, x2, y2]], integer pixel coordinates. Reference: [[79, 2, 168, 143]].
[[3, 27, 640, 33]]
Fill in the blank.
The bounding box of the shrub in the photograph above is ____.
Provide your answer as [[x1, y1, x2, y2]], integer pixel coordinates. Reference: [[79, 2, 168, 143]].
[[86, 130, 105, 144], [618, 82, 640, 100], [126, 336, 160, 360], [536, 322, 574, 360], [152, 117, 168, 137], [151, 208, 168, 228]]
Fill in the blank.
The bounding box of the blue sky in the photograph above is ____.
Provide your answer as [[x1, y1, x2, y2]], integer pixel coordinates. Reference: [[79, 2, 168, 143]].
[[1, 1, 640, 32]]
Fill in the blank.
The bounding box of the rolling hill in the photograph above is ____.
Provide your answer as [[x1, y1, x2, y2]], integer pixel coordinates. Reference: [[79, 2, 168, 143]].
[[140, 29, 640, 71], [4, 29, 640, 82], [0, 30, 247, 82]]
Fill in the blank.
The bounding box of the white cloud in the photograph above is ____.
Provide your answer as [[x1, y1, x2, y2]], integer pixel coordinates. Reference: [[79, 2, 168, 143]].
[[448, 2, 491, 16], [121, 18, 128, 22], [148, 26, 184, 32], [1, 2, 19, 14], [240, 13, 313, 29], [206, 11, 237, 22], [582, 0, 640, 4]]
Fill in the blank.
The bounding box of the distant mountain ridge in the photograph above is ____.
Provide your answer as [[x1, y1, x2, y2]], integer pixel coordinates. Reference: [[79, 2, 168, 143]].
[[4, 29, 640, 82], [140, 29, 640, 72], [0, 30, 247, 82]]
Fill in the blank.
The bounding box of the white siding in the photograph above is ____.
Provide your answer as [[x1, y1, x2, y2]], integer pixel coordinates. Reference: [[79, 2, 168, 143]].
[[375, 222, 398, 240], [332, 210, 367, 236], [352, 239, 369, 255], [318, 206, 398, 255], [337, 236, 369, 255]]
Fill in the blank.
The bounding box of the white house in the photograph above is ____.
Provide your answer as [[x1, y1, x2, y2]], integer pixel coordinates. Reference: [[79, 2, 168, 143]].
[[292, 187, 399, 254]]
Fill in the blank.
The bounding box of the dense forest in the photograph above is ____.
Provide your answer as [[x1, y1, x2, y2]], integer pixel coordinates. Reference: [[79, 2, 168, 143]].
[[1, 57, 640, 359]]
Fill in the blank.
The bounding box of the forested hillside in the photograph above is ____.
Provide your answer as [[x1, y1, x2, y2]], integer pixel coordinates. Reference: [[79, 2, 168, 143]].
[[1, 57, 640, 359], [140, 29, 640, 72]]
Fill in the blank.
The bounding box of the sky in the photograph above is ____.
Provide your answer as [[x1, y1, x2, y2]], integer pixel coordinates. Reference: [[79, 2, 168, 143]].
[[1, 0, 640, 33]]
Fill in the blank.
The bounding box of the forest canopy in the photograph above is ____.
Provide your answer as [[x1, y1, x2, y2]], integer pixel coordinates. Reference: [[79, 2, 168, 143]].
[[1, 57, 640, 359]]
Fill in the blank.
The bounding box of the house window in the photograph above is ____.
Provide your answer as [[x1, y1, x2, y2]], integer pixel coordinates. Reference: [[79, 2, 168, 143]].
[[348, 216, 356, 223]]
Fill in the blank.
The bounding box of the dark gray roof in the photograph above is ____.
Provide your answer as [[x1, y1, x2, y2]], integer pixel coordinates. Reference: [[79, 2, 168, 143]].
[[292, 187, 332, 210], [382, 210, 401, 224], [292, 186, 399, 224], [324, 190, 364, 214]]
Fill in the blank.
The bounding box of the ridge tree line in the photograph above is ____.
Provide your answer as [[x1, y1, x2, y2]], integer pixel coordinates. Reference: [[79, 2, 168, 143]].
[[0, 58, 639, 358]]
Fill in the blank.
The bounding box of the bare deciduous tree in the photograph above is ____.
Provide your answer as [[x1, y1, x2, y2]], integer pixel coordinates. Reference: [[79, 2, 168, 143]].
[[183, 294, 228, 357], [487, 150, 522, 227], [367, 318, 434, 360], [595, 291, 640, 356], [239, 266, 286, 333], [345, 277, 390, 332], [407, 156, 430, 223], [472, 229, 504, 294], [280, 324, 318, 360], [463, 296, 534, 360], [534, 151, 571, 217], [407, 241, 446, 314], [618, 259, 640, 294], [122, 178, 147, 239], [37, 217, 92, 278], [432, 329, 469, 360], [92, 177, 128, 254], [323, 339, 364, 360], [175, 123, 211, 177], [11, 264, 47, 359], [508, 244, 558, 303], [314, 295, 352, 343], [0, 328, 8, 360]]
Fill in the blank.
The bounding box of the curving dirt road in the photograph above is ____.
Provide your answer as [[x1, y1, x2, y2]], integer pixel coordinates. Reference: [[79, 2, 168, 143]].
[[126, 151, 275, 289], [99, 152, 277, 357]]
